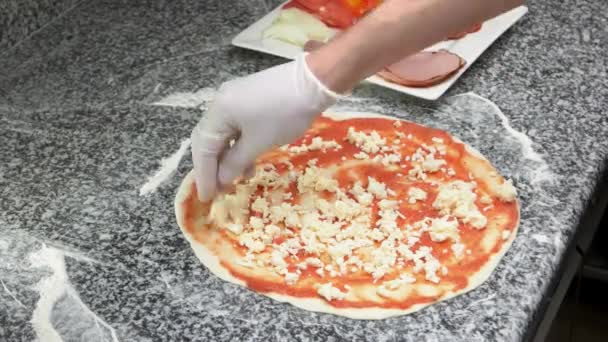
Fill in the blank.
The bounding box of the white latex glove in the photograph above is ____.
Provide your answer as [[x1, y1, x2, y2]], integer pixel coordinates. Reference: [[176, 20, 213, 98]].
[[191, 55, 339, 202]]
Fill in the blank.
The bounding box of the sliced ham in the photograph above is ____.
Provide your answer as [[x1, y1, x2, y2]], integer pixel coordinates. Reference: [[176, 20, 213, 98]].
[[377, 50, 466, 88], [447, 23, 482, 40]]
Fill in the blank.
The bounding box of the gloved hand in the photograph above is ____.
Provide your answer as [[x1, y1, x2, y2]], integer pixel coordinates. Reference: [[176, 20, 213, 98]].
[[191, 55, 339, 202]]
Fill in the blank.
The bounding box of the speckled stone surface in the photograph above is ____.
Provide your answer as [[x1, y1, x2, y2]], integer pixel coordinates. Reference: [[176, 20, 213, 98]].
[[0, 0, 81, 52], [1, 0, 607, 341]]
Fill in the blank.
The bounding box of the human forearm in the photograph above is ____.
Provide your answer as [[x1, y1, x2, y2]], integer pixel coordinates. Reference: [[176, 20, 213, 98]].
[[307, 0, 524, 93]]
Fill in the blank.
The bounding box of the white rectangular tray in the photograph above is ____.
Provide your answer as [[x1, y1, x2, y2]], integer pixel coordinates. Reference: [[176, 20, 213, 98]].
[[232, 3, 528, 100]]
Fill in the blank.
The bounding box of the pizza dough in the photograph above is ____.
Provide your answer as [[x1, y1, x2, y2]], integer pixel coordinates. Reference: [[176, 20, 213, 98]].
[[175, 112, 519, 319]]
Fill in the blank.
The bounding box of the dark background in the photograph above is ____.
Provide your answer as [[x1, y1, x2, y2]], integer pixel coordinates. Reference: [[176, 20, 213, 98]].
[[547, 216, 608, 342]]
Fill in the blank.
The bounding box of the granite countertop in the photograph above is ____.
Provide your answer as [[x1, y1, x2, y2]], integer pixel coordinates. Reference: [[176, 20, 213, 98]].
[[1, 0, 607, 341]]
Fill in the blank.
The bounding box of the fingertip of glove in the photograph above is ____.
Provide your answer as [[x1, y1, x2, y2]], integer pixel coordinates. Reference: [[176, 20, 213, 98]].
[[244, 164, 256, 178], [192, 162, 215, 203], [194, 176, 211, 202], [217, 165, 236, 189]]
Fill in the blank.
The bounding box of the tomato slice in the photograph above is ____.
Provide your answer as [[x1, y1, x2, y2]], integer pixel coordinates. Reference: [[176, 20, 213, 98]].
[[285, 0, 355, 28], [291, 0, 330, 12], [283, 0, 326, 14], [318, 1, 356, 28], [447, 23, 483, 40], [341, 0, 365, 15], [282, 1, 305, 13], [283, 0, 309, 11]]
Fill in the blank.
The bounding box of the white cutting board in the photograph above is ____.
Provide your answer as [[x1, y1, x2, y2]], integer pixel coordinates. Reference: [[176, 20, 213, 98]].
[[232, 2, 528, 100]]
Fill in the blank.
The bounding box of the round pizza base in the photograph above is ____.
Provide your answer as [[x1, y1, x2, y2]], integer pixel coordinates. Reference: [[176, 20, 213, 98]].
[[175, 111, 520, 320]]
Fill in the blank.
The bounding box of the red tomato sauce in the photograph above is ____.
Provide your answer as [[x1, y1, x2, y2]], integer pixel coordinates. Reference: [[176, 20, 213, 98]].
[[181, 115, 519, 309]]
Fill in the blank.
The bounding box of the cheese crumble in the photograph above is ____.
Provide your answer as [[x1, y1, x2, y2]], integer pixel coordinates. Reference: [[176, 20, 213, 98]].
[[407, 187, 427, 204], [495, 179, 517, 202], [433, 181, 487, 229], [346, 127, 387, 154], [317, 283, 347, 301], [286, 136, 342, 153]]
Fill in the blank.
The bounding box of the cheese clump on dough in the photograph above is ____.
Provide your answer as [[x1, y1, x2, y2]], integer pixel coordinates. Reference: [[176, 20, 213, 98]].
[[428, 216, 459, 242], [433, 181, 487, 229], [285, 136, 342, 153], [346, 127, 386, 154], [377, 273, 416, 298], [350, 181, 374, 205], [408, 147, 447, 180], [317, 283, 347, 301], [367, 176, 389, 199], [208, 184, 253, 227], [408, 187, 427, 204], [451, 243, 465, 259], [495, 179, 517, 202], [297, 164, 339, 194]]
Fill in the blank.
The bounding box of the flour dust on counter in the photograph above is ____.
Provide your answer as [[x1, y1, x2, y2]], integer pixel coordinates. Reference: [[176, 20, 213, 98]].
[[139, 138, 192, 196], [30, 245, 119, 342], [150, 87, 217, 109], [141, 87, 219, 196], [0, 232, 119, 342], [452, 93, 555, 186]]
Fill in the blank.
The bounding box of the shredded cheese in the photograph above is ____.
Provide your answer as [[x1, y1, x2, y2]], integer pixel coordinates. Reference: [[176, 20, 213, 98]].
[[346, 127, 386, 154], [495, 179, 517, 202], [367, 177, 389, 199], [433, 181, 487, 229], [428, 216, 459, 243], [317, 283, 347, 301], [287, 136, 342, 153], [408, 187, 427, 204]]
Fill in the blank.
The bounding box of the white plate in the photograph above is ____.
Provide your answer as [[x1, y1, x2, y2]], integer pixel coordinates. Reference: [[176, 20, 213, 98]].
[[232, 2, 528, 100]]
